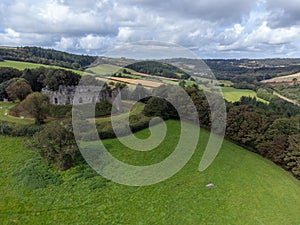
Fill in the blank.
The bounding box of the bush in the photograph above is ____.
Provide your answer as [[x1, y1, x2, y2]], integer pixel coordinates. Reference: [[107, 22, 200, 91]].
[[95, 114, 162, 140], [0, 122, 13, 136], [0, 121, 42, 137], [257, 88, 274, 101], [12, 124, 43, 137], [73, 100, 116, 119], [48, 104, 72, 118], [95, 100, 116, 117]]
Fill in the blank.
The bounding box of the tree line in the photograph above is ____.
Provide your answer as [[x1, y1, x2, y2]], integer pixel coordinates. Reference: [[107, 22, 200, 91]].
[[144, 86, 300, 180], [0, 67, 81, 100], [0, 47, 96, 69], [125, 61, 190, 79]]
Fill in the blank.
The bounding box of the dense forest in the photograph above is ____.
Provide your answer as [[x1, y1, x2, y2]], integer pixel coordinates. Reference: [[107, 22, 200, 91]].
[[0, 47, 96, 69], [126, 61, 190, 79], [206, 61, 300, 83], [163, 58, 300, 83]]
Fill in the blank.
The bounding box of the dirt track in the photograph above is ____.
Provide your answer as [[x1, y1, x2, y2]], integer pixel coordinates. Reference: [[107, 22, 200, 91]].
[[273, 91, 300, 106]]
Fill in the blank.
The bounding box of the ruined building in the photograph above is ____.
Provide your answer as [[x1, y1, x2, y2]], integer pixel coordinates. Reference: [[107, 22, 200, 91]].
[[42, 85, 122, 111]]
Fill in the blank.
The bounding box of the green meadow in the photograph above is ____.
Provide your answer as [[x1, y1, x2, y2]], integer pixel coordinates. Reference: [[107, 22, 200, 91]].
[[0, 102, 34, 125], [0, 120, 299, 224], [221, 86, 268, 103], [0, 60, 85, 75], [87, 64, 122, 75]]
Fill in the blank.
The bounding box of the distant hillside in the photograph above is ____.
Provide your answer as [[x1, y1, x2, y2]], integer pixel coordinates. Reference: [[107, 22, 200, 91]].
[[164, 58, 300, 83], [126, 61, 190, 80], [0, 46, 96, 70], [2, 46, 300, 83]]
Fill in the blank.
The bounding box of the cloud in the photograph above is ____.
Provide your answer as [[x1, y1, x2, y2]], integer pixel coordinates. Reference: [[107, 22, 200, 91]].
[[216, 22, 300, 54], [265, 0, 300, 28], [79, 34, 106, 50], [55, 37, 75, 50], [1, 0, 118, 35], [0, 0, 299, 58], [122, 0, 256, 25]]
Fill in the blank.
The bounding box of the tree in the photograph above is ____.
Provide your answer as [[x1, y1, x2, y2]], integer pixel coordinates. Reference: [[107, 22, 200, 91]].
[[143, 97, 171, 119], [41, 69, 81, 91], [292, 77, 298, 86], [0, 67, 22, 83], [285, 134, 300, 178], [20, 92, 50, 125], [28, 119, 79, 170], [5, 79, 32, 101], [22, 68, 44, 92]]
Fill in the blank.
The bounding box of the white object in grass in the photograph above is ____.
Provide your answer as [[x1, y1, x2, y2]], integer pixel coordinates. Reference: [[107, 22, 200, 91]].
[[206, 183, 214, 188]]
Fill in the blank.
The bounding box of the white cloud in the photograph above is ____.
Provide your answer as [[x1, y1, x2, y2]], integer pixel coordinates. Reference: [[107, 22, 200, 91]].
[[217, 21, 300, 53], [79, 34, 106, 50], [0, 28, 20, 45], [55, 37, 75, 50], [0, 0, 299, 58]]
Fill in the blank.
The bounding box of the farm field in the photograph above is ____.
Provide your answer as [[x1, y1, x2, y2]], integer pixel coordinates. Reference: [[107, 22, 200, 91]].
[[109, 77, 163, 88], [86, 64, 122, 75], [261, 72, 300, 85], [221, 87, 268, 103], [0, 120, 300, 224], [0, 60, 85, 75], [131, 71, 179, 81]]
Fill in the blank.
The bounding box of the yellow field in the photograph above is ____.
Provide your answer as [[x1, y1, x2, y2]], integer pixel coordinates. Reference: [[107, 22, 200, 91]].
[[261, 72, 300, 84], [108, 77, 163, 88], [131, 72, 179, 81]]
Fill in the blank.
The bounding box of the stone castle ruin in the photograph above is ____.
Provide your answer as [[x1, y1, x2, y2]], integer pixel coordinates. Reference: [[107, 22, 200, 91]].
[[42, 85, 122, 111]]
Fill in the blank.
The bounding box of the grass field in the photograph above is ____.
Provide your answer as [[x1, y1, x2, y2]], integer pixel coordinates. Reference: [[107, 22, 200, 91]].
[[87, 64, 122, 75], [0, 120, 299, 224], [221, 87, 268, 103], [94, 102, 145, 123], [0, 102, 34, 125], [0, 60, 85, 75], [0, 101, 144, 125]]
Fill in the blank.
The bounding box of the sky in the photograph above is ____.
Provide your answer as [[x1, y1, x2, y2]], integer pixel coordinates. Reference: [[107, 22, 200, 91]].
[[0, 0, 300, 59]]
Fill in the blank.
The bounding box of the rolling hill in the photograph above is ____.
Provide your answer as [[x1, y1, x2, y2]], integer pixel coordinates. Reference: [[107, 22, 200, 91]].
[[0, 120, 299, 224], [0, 60, 86, 75], [0, 46, 96, 69], [261, 72, 300, 85]]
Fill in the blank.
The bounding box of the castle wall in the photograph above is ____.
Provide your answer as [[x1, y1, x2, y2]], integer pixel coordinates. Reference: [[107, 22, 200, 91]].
[[42, 85, 121, 108]]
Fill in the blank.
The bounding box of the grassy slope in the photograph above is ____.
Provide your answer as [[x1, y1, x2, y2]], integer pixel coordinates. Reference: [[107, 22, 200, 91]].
[[87, 64, 122, 75], [221, 87, 268, 103], [0, 120, 299, 224], [0, 102, 34, 125], [0, 60, 85, 75], [94, 102, 145, 123]]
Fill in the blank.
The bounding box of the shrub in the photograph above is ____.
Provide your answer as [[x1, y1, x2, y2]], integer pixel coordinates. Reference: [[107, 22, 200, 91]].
[[95, 114, 162, 140], [0, 121, 42, 137], [48, 104, 72, 118], [0, 121, 13, 136]]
